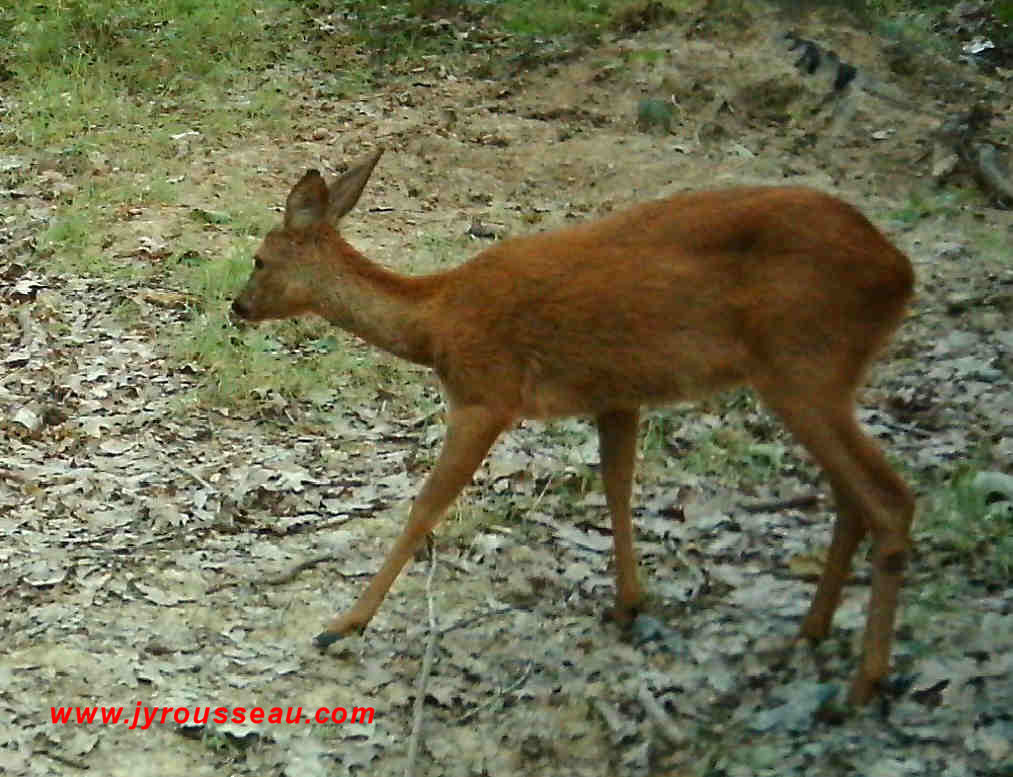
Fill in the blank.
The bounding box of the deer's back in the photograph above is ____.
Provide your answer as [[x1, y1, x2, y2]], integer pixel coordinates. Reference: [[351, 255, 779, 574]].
[[428, 187, 913, 417]]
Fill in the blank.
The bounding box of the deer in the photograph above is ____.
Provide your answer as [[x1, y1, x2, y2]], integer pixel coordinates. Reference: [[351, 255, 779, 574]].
[[231, 148, 915, 705]]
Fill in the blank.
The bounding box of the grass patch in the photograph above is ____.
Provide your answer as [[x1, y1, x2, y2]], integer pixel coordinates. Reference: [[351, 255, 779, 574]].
[[917, 465, 1013, 583], [165, 239, 439, 408], [640, 392, 794, 490], [0, 0, 971, 412], [1, 2, 351, 405], [496, 0, 613, 41], [167, 245, 363, 406], [412, 233, 475, 273], [887, 188, 968, 228], [172, 311, 362, 407], [5, 0, 292, 93], [328, 0, 693, 74], [4, 0, 304, 148], [679, 428, 787, 485], [907, 463, 1013, 642], [2, 0, 312, 280]]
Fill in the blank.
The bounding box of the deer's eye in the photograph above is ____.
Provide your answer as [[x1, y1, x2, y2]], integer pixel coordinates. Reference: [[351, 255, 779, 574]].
[[254, 257, 264, 270]]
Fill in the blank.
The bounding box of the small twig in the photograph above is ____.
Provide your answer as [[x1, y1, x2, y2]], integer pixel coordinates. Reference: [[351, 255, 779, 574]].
[[637, 684, 687, 746], [454, 661, 533, 725], [435, 555, 473, 577], [529, 472, 556, 513], [972, 143, 1013, 204], [0, 366, 24, 389], [738, 493, 822, 514], [876, 418, 933, 439], [261, 554, 347, 586], [15, 306, 35, 348], [405, 540, 439, 777], [281, 515, 360, 536], [39, 750, 90, 771], [439, 606, 514, 637], [207, 555, 371, 594], [160, 454, 214, 491]]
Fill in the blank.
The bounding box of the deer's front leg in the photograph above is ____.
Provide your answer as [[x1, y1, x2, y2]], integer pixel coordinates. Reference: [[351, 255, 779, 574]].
[[315, 405, 506, 647]]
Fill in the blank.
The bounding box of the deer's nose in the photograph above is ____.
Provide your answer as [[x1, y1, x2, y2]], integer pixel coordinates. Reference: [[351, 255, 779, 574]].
[[231, 299, 248, 318]]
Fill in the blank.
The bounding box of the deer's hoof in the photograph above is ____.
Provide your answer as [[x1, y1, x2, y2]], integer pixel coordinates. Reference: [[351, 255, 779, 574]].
[[314, 631, 343, 650]]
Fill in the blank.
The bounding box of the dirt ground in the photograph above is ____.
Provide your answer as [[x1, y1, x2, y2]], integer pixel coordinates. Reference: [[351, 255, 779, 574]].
[[2, 5, 1013, 777]]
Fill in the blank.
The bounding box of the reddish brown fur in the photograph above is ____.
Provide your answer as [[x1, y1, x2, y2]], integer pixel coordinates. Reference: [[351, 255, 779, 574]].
[[232, 149, 915, 705]]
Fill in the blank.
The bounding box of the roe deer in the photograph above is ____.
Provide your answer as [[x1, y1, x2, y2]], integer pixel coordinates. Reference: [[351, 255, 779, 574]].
[[231, 148, 915, 705]]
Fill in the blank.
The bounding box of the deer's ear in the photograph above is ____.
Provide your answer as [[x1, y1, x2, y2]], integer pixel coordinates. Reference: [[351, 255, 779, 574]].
[[285, 170, 329, 229], [326, 148, 384, 223]]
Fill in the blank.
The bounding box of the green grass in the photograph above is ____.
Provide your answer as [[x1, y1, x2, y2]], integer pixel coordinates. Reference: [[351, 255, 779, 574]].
[[680, 428, 788, 485], [887, 188, 969, 228], [5, 0, 288, 89], [642, 409, 684, 455], [2, 0, 310, 303], [39, 201, 94, 256], [0, 0, 975, 410], [497, 0, 614, 40], [3, 0, 301, 146], [166, 244, 372, 406], [412, 233, 475, 273], [330, 0, 694, 73], [906, 463, 1013, 643], [172, 310, 361, 407], [1, 2, 336, 404], [917, 464, 1013, 582], [640, 393, 791, 489]]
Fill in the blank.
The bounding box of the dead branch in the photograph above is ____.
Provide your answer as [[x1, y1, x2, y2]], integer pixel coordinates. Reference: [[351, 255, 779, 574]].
[[933, 104, 1012, 207], [439, 606, 515, 637], [405, 540, 439, 777], [637, 684, 688, 746], [781, 34, 1013, 207], [15, 306, 34, 348], [738, 493, 823, 514], [453, 662, 533, 725], [39, 750, 90, 771], [207, 556, 370, 593], [971, 142, 1013, 204]]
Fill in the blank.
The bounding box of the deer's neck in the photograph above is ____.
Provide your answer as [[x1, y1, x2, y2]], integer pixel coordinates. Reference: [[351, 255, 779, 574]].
[[321, 245, 436, 367]]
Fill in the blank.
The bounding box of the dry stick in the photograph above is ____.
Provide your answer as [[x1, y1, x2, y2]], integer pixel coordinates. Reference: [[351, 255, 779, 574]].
[[159, 453, 214, 492], [15, 306, 34, 348], [529, 471, 557, 513], [453, 661, 533, 726], [39, 750, 90, 771], [973, 143, 1013, 203], [405, 540, 439, 777], [738, 493, 823, 514], [281, 515, 362, 536], [438, 606, 514, 638], [208, 557, 370, 594], [637, 684, 688, 746], [260, 554, 372, 586]]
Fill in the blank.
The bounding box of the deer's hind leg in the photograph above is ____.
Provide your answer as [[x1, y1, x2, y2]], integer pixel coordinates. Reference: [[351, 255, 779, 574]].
[[756, 384, 914, 704]]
